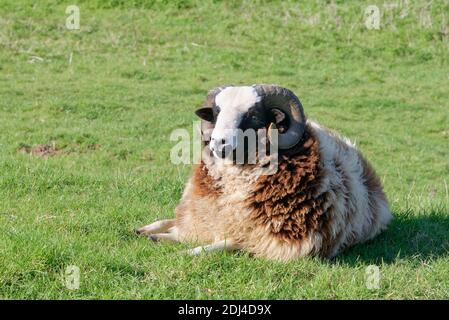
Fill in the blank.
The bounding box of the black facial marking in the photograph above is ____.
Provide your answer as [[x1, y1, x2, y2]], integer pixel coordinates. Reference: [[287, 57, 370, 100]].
[[238, 104, 289, 133], [239, 104, 268, 131]]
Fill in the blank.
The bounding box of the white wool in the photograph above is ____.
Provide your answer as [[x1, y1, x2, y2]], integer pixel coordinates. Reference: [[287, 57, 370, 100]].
[[210, 86, 261, 156]]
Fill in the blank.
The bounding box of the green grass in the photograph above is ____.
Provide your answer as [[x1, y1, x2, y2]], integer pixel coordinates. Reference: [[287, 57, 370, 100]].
[[0, 0, 448, 299]]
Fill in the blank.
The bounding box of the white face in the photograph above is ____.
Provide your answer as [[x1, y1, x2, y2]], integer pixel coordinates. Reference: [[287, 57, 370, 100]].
[[210, 86, 261, 158]]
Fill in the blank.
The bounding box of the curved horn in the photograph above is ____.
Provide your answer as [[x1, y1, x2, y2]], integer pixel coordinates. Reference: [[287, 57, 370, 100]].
[[253, 84, 306, 149]]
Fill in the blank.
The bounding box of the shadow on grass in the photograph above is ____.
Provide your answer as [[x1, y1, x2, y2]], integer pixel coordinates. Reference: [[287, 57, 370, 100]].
[[336, 209, 449, 265]]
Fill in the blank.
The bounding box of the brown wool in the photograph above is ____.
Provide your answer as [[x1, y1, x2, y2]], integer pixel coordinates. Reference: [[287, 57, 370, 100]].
[[246, 130, 324, 242], [170, 122, 392, 261]]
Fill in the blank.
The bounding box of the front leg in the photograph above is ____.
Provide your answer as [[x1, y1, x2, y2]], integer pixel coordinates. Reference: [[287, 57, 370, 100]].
[[185, 239, 240, 256], [148, 227, 179, 243], [136, 218, 175, 236]]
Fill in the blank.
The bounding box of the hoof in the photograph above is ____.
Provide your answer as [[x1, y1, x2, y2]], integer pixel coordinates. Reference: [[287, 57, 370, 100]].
[[148, 234, 158, 242]]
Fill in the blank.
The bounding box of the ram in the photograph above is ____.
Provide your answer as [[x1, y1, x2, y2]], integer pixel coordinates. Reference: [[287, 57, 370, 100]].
[[137, 85, 393, 261]]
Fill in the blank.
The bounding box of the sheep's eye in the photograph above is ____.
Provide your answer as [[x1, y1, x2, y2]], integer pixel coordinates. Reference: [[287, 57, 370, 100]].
[[251, 115, 258, 121]]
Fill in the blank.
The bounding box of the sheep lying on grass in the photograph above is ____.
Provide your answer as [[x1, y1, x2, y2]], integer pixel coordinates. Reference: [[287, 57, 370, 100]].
[[137, 85, 392, 261]]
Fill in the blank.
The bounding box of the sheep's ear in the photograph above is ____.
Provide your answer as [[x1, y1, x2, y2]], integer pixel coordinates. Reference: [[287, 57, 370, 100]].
[[195, 107, 214, 122], [271, 108, 286, 124]]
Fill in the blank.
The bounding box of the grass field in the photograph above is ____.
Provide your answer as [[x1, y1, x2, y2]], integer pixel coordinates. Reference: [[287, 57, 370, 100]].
[[0, 0, 448, 299]]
